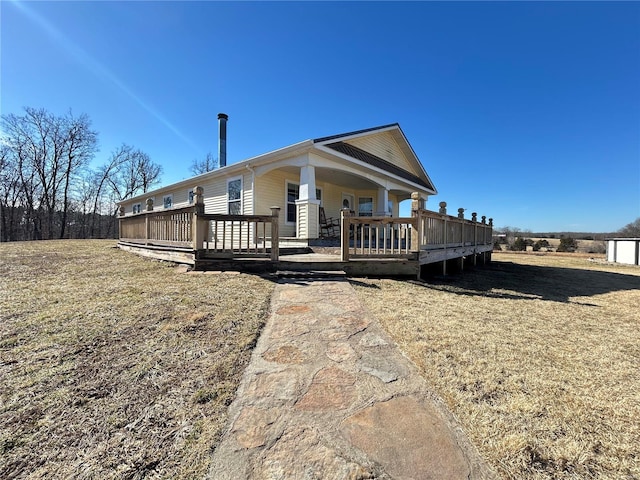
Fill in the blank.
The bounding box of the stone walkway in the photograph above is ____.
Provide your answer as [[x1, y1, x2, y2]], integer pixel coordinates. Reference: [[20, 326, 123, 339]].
[[208, 277, 495, 479]]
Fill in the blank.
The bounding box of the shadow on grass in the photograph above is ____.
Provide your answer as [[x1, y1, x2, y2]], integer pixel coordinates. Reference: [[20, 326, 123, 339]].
[[416, 261, 640, 304]]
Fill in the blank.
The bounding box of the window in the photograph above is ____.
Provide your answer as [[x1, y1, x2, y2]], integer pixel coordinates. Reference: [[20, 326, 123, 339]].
[[163, 194, 173, 209], [286, 183, 322, 223], [286, 183, 299, 223], [132, 203, 142, 214], [228, 178, 242, 214], [188, 189, 194, 204], [358, 197, 373, 216]]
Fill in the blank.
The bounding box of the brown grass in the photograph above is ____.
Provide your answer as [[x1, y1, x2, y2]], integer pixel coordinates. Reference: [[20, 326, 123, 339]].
[[0, 240, 274, 479], [351, 252, 640, 480]]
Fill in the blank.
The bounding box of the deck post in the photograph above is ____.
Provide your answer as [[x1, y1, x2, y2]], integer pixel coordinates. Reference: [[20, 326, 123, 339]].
[[472, 212, 478, 267], [270, 207, 280, 261], [481, 216, 487, 264], [144, 199, 153, 245], [341, 208, 351, 261], [192, 186, 206, 252], [410, 192, 424, 251], [118, 206, 124, 240], [458, 209, 465, 271], [442, 214, 448, 276]]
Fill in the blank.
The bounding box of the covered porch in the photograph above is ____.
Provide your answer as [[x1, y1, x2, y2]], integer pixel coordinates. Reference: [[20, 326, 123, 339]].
[[252, 147, 435, 242]]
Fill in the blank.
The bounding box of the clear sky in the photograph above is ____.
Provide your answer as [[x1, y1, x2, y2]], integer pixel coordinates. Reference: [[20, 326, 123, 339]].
[[2, 1, 639, 233]]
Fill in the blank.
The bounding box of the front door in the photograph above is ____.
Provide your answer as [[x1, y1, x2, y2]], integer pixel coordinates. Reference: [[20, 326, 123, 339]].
[[341, 193, 355, 213]]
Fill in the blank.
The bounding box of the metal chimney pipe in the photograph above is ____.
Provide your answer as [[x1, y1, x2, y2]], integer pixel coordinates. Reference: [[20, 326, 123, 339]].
[[218, 113, 228, 168]]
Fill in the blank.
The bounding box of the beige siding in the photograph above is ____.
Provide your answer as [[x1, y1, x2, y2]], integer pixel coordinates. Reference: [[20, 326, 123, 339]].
[[254, 169, 298, 237], [345, 131, 417, 175], [316, 183, 346, 220], [201, 172, 253, 214]]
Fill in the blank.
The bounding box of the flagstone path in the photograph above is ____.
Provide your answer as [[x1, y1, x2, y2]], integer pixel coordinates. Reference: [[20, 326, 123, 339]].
[[208, 276, 495, 479]]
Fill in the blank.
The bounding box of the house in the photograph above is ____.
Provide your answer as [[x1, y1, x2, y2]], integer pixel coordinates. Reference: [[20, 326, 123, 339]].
[[117, 116, 493, 276], [117, 118, 437, 243]]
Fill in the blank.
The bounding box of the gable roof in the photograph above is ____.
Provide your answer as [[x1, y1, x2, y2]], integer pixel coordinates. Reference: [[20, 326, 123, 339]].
[[313, 123, 399, 144], [325, 141, 434, 190], [313, 123, 437, 194]]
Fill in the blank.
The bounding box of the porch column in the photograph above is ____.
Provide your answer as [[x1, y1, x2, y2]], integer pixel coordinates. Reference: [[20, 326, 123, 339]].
[[295, 165, 320, 239], [375, 187, 390, 216]]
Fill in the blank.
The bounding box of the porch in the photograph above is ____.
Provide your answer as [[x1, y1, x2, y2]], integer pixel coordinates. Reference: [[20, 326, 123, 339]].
[[118, 189, 493, 279]]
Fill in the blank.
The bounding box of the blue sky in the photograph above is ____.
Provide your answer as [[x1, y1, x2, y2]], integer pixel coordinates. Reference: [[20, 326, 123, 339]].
[[2, 1, 639, 233]]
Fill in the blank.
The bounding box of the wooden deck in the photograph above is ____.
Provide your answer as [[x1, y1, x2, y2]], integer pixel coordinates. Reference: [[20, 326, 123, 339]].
[[118, 191, 493, 279]]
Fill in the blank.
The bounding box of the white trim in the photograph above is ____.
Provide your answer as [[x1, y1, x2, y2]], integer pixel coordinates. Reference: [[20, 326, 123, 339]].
[[226, 176, 243, 214]]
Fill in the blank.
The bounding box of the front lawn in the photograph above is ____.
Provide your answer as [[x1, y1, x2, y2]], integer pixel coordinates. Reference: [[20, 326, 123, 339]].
[[0, 240, 274, 479], [352, 253, 640, 480]]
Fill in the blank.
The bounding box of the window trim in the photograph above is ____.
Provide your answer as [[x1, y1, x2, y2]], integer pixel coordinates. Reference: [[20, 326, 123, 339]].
[[227, 176, 243, 215], [285, 180, 299, 225]]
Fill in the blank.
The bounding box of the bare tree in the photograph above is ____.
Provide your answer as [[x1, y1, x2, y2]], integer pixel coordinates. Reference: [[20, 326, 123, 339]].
[[105, 144, 163, 203], [617, 218, 640, 237], [1, 108, 97, 239], [190, 152, 217, 175], [0, 144, 23, 241]]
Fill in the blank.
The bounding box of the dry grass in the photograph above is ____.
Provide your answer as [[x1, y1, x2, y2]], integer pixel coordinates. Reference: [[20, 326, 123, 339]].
[[352, 252, 640, 480], [0, 240, 274, 479]]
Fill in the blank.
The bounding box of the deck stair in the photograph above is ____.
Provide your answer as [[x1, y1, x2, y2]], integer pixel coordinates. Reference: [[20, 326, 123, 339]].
[[275, 269, 347, 280]]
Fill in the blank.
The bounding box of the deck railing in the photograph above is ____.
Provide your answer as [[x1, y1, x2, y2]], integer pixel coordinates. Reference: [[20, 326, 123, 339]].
[[198, 211, 279, 259], [340, 193, 492, 261], [119, 206, 194, 248], [119, 186, 280, 261], [417, 209, 493, 250], [340, 211, 416, 260]]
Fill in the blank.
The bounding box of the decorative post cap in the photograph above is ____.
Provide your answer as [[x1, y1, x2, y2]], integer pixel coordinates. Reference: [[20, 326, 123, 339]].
[[118, 205, 125, 216], [489, 218, 493, 226], [146, 198, 154, 211], [458, 208, 465, 219], [481, 215, 486, 224], [411, 192, 420, 200], [439, 201, 447, 214], [472, 212, 477, 222]]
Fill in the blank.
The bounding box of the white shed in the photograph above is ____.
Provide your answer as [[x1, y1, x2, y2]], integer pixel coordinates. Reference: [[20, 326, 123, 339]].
[[606, 238, 640, 266]]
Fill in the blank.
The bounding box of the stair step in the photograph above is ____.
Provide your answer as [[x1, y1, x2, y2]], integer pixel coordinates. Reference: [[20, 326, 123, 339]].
[[276, 270, 347, 279]]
